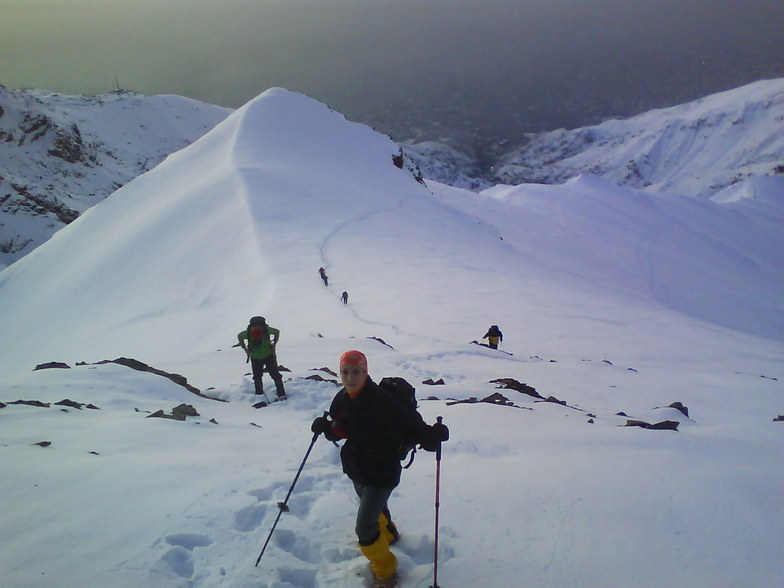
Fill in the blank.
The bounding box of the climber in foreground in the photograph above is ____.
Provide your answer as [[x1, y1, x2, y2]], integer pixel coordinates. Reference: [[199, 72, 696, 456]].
[[311, 350, 449, 587]]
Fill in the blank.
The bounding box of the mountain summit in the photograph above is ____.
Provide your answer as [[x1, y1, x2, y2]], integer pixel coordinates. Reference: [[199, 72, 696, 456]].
[[0, 88, 471, 377]]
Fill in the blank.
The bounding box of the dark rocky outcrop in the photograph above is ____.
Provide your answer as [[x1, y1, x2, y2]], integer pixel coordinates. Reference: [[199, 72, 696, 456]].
[[9, 400, 50, 408], [48, 124, 88, 163], [489, 378, 543, 399], [55, 399, 99, 410], [92, 357, 224, 401], [305, 374, 339, 385], [664, 402, 689, 418], [34, 362, 71, 371], [447, 392, 532, 410], [147, 403, 200, 421], [624, 419, 680, 431], [367, 336, 394, 349]]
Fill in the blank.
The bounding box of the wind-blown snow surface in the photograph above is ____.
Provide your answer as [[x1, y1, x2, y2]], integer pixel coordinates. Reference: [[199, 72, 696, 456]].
[[1, 89, 782, 588]]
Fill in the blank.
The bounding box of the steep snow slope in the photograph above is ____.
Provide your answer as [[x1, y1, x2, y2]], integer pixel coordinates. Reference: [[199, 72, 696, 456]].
[[0, 88, 489, 377], [464, 175, 784, 341], [1, 88, 782, 588], [0, 86, 231, 267], [493, 78, 784, 197]]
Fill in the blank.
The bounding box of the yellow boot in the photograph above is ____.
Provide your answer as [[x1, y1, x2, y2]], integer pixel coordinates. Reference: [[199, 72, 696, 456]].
[[378, 511, 400, 545], [359, 533, 397, 581]]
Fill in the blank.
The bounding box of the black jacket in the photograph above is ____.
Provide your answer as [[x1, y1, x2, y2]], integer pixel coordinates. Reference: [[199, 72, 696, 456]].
[[326, 378, 436, 488]]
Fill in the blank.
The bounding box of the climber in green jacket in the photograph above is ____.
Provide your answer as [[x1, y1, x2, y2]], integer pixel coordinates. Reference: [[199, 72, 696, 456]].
[[238, 316, 286, 400]]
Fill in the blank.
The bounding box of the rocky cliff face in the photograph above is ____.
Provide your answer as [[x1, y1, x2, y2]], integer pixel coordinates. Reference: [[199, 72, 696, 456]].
[[0, 87, 230, 267]]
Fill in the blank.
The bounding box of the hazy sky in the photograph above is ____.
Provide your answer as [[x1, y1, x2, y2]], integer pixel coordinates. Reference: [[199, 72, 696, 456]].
[[2, 0, 783, 147]]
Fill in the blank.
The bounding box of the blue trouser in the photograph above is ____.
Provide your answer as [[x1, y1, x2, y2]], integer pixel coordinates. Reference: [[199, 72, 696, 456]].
[[353, 482, 394, 545]]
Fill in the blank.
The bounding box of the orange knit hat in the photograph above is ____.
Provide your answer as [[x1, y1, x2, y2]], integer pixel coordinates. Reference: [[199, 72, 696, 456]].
[[339, 350, 368, 372]]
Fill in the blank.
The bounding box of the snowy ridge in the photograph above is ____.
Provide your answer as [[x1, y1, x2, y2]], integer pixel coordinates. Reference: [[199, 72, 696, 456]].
[[492, 78, 784, 197], [1, 88, 782, 588], [0, 86, 231, 267]]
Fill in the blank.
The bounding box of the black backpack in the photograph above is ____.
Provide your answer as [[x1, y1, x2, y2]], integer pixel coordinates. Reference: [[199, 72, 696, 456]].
[[247, 316, 267, 349], [378, 376, 420, 468]]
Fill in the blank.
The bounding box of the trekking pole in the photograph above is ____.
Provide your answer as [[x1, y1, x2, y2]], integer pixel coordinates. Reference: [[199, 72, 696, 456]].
[[254, 413, 326, 567], [430, 416, 444, 588]]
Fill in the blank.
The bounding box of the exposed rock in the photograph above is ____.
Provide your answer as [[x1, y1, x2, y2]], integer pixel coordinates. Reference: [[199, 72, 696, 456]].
[[147, 404, 199, 421], [666, 402, 689, 418], [172, 404, 199, 419], [9, 400, 50, 408], [312, 367, 338, 377], [305, 374, 339, 385], [33, 362, 71, 371], [773, 415, 784, 422], [54, 399, 92, 410], [48, 123, 88, 163], [367, 336, 394, 349], [446, 392, 532, 410], [481, 392, 515, 406], [8, 184, 80, 225], [92, 357, 225, 401], [19, 113, 53, 143], [624, 419, 680, 431], [422, 378, 446, 385], [32, 441, 52, 447], [489, 378, 543, 399]]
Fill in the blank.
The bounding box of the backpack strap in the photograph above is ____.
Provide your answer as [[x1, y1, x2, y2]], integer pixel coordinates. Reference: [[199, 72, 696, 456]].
[[402, 446, 417, 469]]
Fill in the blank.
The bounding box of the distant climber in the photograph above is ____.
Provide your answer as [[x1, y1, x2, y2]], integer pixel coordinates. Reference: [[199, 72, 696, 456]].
[[341, 291, 349, 304], [238, 316, 286, 401], [319, 267, 329, 286], [483, 324, 504, 349]]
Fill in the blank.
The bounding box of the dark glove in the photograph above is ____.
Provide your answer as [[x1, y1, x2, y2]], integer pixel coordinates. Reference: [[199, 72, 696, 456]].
[[311, 416, 332, 435], [431, 422, 449, 442]]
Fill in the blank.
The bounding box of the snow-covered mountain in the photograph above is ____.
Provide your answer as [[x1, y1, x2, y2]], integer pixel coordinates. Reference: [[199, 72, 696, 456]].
[[400, 141, 493, 191], [4, 79, 783, 271], [491, 78, 784, 197], [1, 88, 782, 588], [0, 85, 230, 267]]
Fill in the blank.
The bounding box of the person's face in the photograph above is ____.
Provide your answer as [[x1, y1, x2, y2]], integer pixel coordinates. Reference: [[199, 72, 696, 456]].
[[341, 365, 367, 397]]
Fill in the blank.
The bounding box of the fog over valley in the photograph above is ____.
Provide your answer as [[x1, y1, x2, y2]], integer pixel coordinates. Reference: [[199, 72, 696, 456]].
[[2, 0, 783, 157]]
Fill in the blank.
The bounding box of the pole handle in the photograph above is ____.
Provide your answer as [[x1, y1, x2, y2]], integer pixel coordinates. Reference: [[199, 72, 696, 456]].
[[435, 416, 443, 460]]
